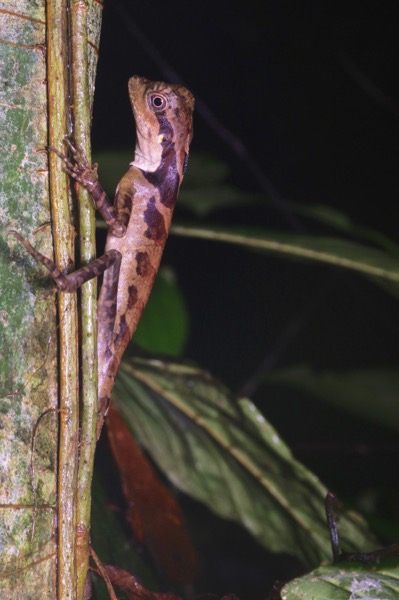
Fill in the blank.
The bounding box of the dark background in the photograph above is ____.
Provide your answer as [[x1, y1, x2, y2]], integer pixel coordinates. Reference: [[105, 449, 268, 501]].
[[93, 0, 398, 234], [92, 2, 399, 598]]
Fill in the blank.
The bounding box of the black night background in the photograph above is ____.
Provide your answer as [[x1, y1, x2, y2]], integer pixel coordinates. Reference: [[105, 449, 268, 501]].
[[91, 2, 399, 598]]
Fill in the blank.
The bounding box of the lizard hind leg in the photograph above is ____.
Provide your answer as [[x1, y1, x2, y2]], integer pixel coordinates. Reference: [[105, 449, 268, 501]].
[[9, 230, 70, 291], [9, 230, 121, 293]]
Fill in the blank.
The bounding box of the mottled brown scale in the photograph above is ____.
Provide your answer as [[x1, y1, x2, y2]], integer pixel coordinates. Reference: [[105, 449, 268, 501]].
[[143, 197, 167, 241], [95, 76, 194, 433], [135, 251, 152, 276], [127, 284, 139, 310], [12, 75, 194, 438]]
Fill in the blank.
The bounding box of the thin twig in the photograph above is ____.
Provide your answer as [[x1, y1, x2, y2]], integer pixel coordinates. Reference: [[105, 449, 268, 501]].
[[89, 547, 119, 600]]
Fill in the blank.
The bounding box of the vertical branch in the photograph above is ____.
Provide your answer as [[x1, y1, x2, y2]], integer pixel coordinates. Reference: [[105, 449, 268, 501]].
[[69, 1, 99, 596], [47, 0, 80, 598]]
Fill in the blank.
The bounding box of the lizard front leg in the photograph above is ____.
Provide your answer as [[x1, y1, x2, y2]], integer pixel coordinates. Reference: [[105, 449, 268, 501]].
[[50, 138, 127, 238]]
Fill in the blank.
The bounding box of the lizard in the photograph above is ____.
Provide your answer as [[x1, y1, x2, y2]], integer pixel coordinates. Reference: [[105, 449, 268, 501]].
[[10, 75, 195, 437]]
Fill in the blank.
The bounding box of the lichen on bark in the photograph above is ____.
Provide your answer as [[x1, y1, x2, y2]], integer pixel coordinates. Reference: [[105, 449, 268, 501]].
[[0, 1, 59, 596]]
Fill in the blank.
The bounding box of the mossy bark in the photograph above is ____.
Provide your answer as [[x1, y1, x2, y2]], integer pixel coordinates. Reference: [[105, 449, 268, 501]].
[[0, 1, 101, 597]]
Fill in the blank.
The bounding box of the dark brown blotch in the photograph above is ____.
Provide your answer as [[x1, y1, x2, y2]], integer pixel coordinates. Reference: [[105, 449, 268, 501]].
[[114, 314, 131, 348], [135, 251, 152, 277], [144, 167, 179, 209], [127, 284, 138, 310], [115, 189, 134, 230], [143, 197, 167, 241], [142, 116, 180, 209]]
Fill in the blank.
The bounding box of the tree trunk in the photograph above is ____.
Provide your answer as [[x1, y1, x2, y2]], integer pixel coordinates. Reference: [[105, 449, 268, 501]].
[[0, 2, 101, 597]]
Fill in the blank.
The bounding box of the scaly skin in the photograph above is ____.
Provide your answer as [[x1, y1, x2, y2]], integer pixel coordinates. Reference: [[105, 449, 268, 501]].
[[11, 75, 194, 437]]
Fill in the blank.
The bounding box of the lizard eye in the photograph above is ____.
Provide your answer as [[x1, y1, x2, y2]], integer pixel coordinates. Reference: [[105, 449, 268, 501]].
[[149, 94, 167, 111]]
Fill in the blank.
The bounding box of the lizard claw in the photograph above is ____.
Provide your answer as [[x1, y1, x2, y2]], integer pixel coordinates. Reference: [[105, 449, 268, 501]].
[[48, 138, 98, 189], [63, 137, 89, 165]]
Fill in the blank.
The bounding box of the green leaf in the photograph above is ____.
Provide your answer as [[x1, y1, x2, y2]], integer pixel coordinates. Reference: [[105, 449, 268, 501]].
[[171, 225, 399, 295], [92, 149, 131, 194], [133, 267, 189, 356], [263, 366, 399, 433], [179, 154, 262, 216], [113, 357, 376, 567], [281, 560, 399, 599], [182, 153, 231, 186], [178, 185, 260, 217], [290, 203, 399, 257]]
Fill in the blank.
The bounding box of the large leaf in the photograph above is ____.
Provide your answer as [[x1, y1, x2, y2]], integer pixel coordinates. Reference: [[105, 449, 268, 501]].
[[134, 267, 189, 357], [263, 366, 399, 433], [178, 153, 261, 216], [281, 560, 399, 599], [106, 408, 199, 584], [171, 225, 399, 295], [290, 203, 399, 257], [113, 357, 376, 567]]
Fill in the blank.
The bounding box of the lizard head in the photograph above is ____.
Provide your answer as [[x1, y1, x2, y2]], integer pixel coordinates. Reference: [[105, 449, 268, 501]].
[[128, 75, 194, 175]]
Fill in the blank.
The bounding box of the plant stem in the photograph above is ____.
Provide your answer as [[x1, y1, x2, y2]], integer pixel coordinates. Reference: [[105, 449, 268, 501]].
[[47, 0, 80, 597], [69, 1, 100, 596]]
